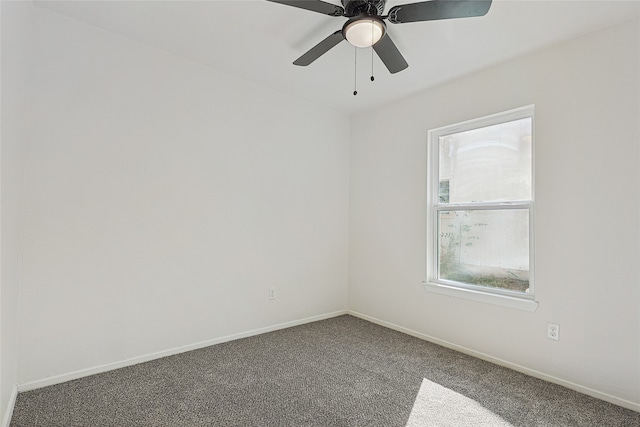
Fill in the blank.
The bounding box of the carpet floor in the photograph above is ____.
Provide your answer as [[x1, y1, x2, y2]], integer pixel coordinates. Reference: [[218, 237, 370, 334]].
[[10, 315, 640, 426]]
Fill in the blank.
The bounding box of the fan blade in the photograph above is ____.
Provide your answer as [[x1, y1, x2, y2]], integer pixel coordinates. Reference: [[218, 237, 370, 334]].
[[373, 34, 408, 74], [294, 30, 345, 66], [388, 0, 492, 24], [265, 0, 344, 17]]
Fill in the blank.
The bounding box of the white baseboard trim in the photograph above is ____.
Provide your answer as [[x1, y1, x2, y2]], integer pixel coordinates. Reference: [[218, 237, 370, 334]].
[[1, 385, 18, 427], [18, 310, 347, 393], [348, 310, 640, 413]]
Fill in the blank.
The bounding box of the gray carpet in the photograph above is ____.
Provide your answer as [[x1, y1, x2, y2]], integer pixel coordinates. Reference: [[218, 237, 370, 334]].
[[10, 315, 640, 426]]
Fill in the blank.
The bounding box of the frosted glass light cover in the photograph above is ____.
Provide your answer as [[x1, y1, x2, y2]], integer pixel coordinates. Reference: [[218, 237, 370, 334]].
[[344, 19, 385, 48]]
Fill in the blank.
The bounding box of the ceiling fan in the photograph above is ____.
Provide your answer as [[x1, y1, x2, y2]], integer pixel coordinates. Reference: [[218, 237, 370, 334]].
[[266, 0, 492, 74]]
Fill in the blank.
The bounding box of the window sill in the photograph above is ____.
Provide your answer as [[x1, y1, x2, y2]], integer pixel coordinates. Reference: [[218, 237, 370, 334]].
[[422, 281, 539, 312]]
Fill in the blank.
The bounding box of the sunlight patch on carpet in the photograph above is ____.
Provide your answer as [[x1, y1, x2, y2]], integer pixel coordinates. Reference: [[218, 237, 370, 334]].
[[406, 379, 514, 426]]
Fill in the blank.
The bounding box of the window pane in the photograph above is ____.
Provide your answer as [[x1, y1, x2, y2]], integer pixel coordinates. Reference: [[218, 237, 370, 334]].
[[439, 180, 450, 203], [439, 118, 532, 203], [438, 209, 530, 293]]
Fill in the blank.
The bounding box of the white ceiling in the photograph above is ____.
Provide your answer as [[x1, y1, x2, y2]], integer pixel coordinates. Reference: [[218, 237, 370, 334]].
[[34, 0, 640, 114]]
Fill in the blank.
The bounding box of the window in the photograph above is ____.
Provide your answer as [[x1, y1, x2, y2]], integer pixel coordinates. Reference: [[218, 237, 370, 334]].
[[425, 106, 537, 311]]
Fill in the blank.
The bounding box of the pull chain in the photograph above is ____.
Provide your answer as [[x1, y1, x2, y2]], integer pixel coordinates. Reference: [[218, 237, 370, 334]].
[[353, 47, 358, 96], [371, 23, 375, 82], [371, 46, 375, 82]]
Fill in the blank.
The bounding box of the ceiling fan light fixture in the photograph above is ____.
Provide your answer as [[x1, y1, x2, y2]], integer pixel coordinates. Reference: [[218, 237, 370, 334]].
[[343, 16, 386, 48]]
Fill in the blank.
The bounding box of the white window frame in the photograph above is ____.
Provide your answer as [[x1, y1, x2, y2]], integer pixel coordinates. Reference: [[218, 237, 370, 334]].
[[425, 105, 538, 312]]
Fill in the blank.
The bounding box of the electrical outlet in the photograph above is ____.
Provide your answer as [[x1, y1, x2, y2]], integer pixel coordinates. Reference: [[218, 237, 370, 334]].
[[268, 287, 276, 300], [547, 323, 559, 341]]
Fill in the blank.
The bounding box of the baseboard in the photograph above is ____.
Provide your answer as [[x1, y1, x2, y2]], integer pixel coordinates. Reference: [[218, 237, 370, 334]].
[[348, 310, 640, 413], [18, 310, 347, 392], [1, 385, 18, 427]]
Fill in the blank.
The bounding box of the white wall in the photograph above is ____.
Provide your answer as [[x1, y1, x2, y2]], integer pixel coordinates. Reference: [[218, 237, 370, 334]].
[[15, 5, 350, 385], [349, 18, 640, 408], [0, 1, 29, 423]]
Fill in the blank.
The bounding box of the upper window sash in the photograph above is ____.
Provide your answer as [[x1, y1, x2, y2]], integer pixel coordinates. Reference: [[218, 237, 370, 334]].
[[429, 105, 536, 207]]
